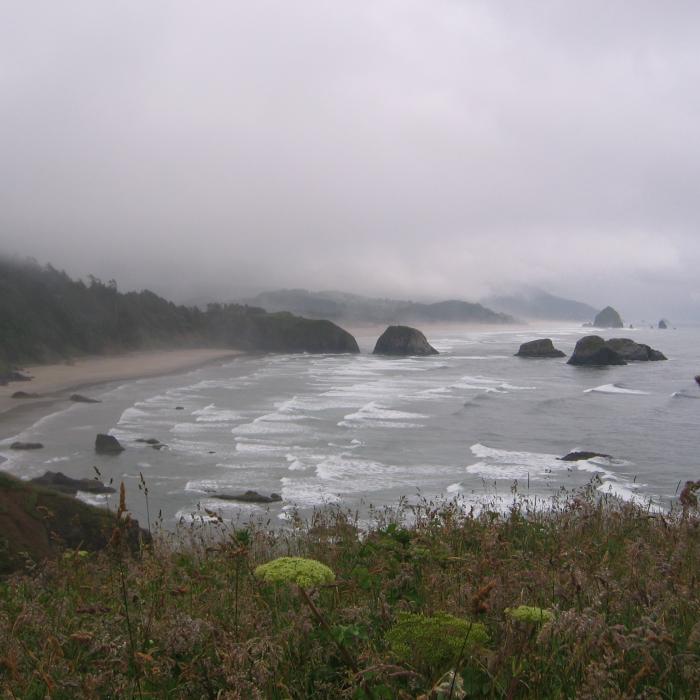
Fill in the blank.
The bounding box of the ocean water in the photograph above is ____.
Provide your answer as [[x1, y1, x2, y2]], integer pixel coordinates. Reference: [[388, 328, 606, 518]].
[[1, 325, 698, 527]]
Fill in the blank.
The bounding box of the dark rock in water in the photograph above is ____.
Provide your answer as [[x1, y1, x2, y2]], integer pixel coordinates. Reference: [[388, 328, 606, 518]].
[[70, 393, 101, 403], [136, 438, 161, 445], [658, 319, 668, 329], [211, 490, 283, 504], [515, 338, 565, 358], [559, 451, 611, 462], [30, 471, 115, 495], [95, 433, 125, 454], [606, 338, 666, 362], [695, 375, 700, 386], [593, 306, 624, 328], [567, 336, 627, 366], [0, 471, 145, 574], [10, 442, 44, 450], [175, 406, 184, 410], [373, 325, 438, 356], [11, 390, 39, 399]]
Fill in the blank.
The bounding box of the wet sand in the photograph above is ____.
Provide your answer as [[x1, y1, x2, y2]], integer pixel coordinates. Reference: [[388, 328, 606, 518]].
[[0, 348, 242, 438]]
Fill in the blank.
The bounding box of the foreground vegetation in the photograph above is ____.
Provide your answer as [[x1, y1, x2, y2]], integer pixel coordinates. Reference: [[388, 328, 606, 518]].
[[1, 481, 699, 699]]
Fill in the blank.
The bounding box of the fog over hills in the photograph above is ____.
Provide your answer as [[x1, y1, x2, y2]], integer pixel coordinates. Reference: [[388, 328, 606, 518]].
[[243, 289, 515, 325], [2, 2, 699, 320]]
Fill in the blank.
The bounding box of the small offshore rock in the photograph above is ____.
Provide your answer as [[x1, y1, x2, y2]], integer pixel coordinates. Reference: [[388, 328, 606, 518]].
[[136, 438, 161, 445], [593, 306, 624, 328], [94, 433, 125, 454], [658, 319, 668, 329], [175, 406, 184, 410], [30, 471, 115, 495], [373, 325, 439, 356], [11, 390, 39, 399], [515, 338, 565, 358], [10, 442, 44, 450], [559, 451, 611, 462], [212, 490, 283, 504], [695, 375, 700, 386], [70, 394, 101, 403]]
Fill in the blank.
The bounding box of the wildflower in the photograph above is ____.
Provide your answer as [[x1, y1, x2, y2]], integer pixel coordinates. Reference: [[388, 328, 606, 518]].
[[253, 556, 335, 589], [385, 612, 488, 674], [505, 605, 554, 624]]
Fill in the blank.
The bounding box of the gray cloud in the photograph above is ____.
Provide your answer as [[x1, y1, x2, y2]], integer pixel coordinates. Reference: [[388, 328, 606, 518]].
[[1, 1, 699, 318]]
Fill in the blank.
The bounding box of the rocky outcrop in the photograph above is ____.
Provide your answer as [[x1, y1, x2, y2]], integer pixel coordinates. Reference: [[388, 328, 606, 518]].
[[658, 319, 668, 329], [211, 490, 282, 504], [373, 326, 438, 356], [515, 339, 565, 358], [606, 338, 666, 362], [695, 375, 700, 386], [29, 471, 115, 495], [10, 442, 44, 450], [70, 394, 101, 403], [11, 390, 39, 399], [0, 471, 145, 574], [136, 438, 167, 450], [0, 370, 32, 386], [95, 433, 125, 454], [593, 306, 624, 328], [559, 451, 611, 462], [568, 336, 666, 366], [567, 336, 627, 366]]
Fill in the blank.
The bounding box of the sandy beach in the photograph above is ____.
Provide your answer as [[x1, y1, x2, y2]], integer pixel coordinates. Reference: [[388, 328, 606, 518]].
[[0, 348, 242, 437]]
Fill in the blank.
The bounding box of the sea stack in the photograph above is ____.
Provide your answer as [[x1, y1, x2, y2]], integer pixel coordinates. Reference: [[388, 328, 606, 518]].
[[593, 306, 624, 328], [514, 339, 565, 358], [658, 319, 668, 329], [373, 325, 438, 356]]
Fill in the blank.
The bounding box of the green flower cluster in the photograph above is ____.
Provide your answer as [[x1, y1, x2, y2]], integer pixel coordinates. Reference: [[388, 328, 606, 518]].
[[385, 612, 488, 675], [253, 557, 335, 588], [505, 605, 554, 624]]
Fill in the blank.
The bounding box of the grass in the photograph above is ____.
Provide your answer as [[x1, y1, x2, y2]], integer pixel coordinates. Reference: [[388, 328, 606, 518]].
[[0, 480, 699, 698]]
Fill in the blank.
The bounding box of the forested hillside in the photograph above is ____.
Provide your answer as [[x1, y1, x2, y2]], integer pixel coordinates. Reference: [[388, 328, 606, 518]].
[[0, 257, 359, 367]]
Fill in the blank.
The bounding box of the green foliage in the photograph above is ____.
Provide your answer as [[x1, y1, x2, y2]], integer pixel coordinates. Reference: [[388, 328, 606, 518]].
[[505, 605, 554, 624], [254, 556, 335, 588], [1, 486, 699, 697], [0, 256, 358, 365], [385, 612, 488, 675]]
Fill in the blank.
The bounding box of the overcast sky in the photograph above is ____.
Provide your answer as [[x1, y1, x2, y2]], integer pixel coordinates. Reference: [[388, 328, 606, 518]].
[[1, 1, 699, 318]]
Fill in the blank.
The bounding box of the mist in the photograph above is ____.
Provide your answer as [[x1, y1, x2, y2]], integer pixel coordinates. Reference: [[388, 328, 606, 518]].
[[1, 1, 699, 319]]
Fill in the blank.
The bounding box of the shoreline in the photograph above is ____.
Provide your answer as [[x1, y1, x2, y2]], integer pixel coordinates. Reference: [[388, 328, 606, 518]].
[[0, 348, 243, 440]]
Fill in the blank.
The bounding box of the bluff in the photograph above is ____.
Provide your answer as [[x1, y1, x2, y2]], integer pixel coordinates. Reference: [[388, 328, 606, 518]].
[[0, 257, 359, 366], [0, 472, 145, 574]]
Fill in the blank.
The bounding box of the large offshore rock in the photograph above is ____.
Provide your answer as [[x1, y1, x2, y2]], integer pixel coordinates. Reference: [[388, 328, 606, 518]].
[[514, 338, 565, 358], [373, 326, 439, 356], [593, 306, 624, 328], [567, 336, 627, 366]]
